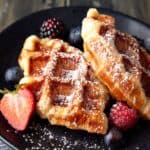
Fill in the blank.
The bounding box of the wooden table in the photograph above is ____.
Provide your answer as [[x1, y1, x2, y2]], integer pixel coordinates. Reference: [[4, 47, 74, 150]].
[[0, 0, 150, 32], [0, 0, 150, 149]]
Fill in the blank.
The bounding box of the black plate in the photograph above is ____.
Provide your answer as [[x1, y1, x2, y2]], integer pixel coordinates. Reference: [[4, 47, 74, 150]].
[[0, 7, 150, 150]]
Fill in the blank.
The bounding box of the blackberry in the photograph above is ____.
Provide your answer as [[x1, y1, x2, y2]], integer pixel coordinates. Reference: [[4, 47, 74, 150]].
[[40, 18, 65, 38]]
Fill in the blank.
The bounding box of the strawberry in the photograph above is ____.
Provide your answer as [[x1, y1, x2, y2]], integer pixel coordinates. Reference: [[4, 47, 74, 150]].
[[0, 87, 35, 131], [109, 102, 139, 131]]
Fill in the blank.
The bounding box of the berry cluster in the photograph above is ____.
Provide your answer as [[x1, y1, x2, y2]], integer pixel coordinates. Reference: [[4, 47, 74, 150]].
[[109, 102, 138, 131], [40, 18, 64, 38]]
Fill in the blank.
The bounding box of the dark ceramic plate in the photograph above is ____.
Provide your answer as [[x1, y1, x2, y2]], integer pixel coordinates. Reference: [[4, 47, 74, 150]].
[[0, 7, 150, 150]]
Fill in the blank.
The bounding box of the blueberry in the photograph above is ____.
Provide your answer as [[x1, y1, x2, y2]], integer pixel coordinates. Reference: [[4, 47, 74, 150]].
[[134, 36, 145, 47], [5, 66, 23, 84], [134, 36, 150, 52], [144, 38, 150, 52], [104, 128, 123, 149], [68, 26, 83, 49]]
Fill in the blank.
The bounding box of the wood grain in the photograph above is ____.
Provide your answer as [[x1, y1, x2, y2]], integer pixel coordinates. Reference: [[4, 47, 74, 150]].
[[0, 0, 149, 32]]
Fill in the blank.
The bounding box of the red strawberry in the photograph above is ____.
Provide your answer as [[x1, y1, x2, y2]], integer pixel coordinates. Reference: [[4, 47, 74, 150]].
[[40, 18, 65, 38], [0, 87, 35, 131], [109, 102, 139, 131]]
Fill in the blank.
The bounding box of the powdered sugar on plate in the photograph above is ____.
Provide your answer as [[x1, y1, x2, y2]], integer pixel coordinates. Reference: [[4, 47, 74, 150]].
[[6, 116, 106, 150]]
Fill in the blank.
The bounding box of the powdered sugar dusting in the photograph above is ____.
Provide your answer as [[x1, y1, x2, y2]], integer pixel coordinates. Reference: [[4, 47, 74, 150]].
[[7, 118, 106, 149]]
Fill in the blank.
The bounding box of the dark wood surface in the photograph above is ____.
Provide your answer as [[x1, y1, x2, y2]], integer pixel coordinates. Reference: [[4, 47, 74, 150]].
[[0, 0, 150, 149], [0, 0, 150, 32]]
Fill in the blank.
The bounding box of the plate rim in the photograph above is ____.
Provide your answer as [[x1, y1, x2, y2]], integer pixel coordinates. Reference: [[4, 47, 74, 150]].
[[0, 6, 149, 36]]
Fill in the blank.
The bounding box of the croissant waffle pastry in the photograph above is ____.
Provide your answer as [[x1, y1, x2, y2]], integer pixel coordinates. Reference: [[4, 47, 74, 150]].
[[18, 35, 109, 134], [81, 8, 150, 119]]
